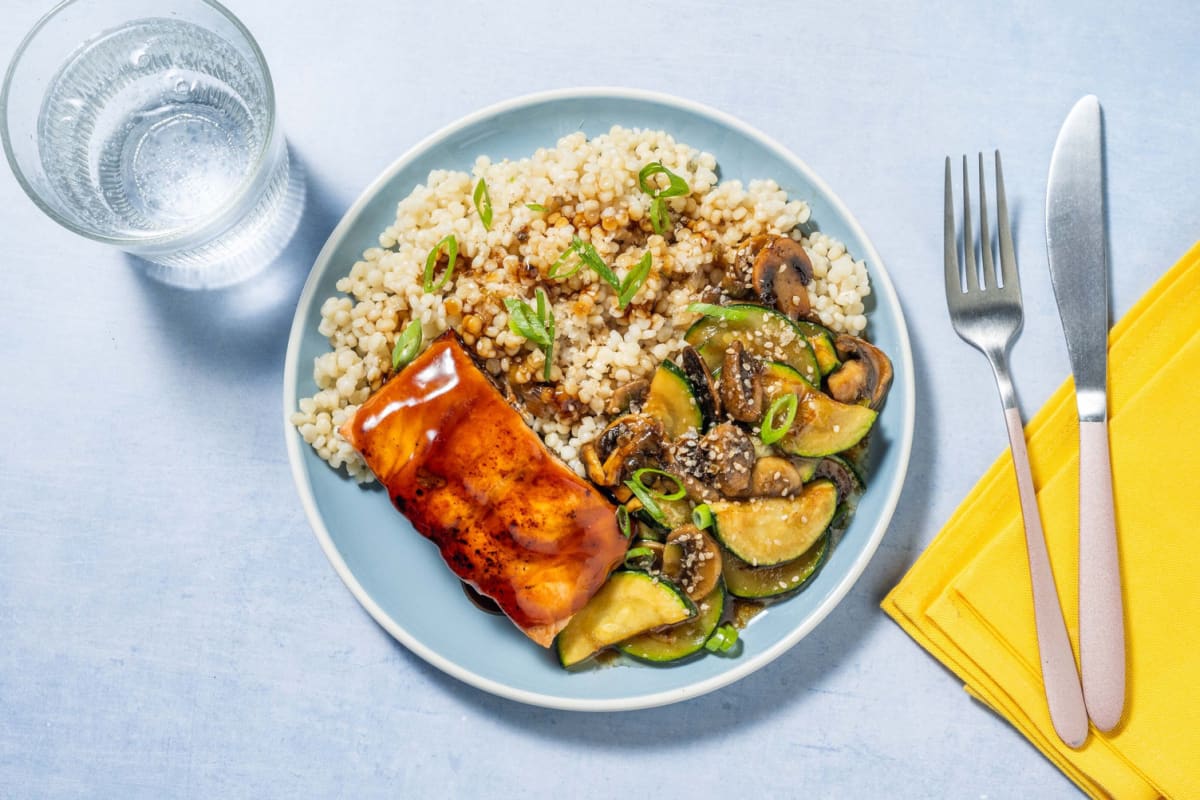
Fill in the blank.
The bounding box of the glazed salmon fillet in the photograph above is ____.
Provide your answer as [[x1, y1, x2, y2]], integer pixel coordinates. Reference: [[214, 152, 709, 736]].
[[340, 333, 628, 647]]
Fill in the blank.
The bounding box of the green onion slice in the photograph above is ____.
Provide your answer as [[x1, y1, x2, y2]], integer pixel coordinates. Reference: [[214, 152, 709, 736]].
[[692, 504, 713, 530], [391, 320, 422, 370], [525, 203, 546, 212], [575, 238, 620, 290], [537, 287, 555, 380], [760, 393, 799, 445], [624, 479, 666, 526], [647, 197, 672, 236], [548, 238, 585, 279], [423, 234, 459, 293], [617, 251, 653, 309], [548, 236, 620, 290], [685, 302, 747, 321], [630, 467, 687, 502], [504, 291, 556, 381], [616, 505, 632, 538], [705, 623, 740, 653], [472, 178, 493, 230], [638, 162, 689, 198], [624, 545, 655, 565], [503, 297, 551, 347], [639, 162, 689, 236]]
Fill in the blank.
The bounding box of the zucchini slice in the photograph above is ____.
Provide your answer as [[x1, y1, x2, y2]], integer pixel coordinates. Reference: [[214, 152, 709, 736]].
[[792, 320, 841, 376], [556, 571, 696, 667], [685, 304, 821, 385], [761, 362, 877, 457], [722, 534, 830, 599], [709, 480, 838, 566], [618, 583, 726, 663], [642, 361, 702, 438], [792, 457, 820, 482], [640, 494, 693, 532]]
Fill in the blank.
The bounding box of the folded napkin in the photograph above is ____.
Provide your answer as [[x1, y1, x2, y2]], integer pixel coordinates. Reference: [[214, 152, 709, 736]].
[[883, 241, 1200, 799]]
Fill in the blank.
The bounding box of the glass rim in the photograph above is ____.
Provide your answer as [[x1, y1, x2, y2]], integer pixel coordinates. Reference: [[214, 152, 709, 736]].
[[0, 0, 279, 247]]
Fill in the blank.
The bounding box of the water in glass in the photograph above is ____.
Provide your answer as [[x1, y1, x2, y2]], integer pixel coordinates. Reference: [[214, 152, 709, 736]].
[[35, 17, 299, 285]]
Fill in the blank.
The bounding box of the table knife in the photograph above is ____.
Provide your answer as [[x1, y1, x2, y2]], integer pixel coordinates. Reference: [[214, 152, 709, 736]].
[[1045, 94, 1125, 732]]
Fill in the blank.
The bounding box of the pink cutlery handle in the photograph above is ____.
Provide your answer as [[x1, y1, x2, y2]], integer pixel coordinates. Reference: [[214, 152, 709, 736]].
[[1004, 407, 1089, 748], [1078, 418, 1125, 731]]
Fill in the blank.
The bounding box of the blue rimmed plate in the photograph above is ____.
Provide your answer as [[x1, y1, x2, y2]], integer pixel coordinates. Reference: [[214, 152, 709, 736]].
[[282, 87, 914, 710]]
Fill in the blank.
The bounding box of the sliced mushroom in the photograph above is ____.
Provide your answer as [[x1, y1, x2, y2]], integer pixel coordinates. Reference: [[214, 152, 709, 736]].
[[826, 359, 869, 405], [827, 334, 893, 410], [581, 442, 607, 485], [697, 283, 723, 305], [750, 456, 805, 497], [709, 423, 758, 498], [581, 414, 665, 486], [597, 413, 661, 460], [625, 539, 664, 572], [668, 435, 712, 500], [712, 423, 759, 497], [664, 441, 722, 504], [513, 381, 585, 424], [722, 234, 771, 297], [752, 237, 813, 319], [680, 474, 721, 505], [719, 340, 764, 422], [679, 345, 721, 425], [661, 525, 723, 601], [605, 378, 650, 415], [670, 423, 756, 498]]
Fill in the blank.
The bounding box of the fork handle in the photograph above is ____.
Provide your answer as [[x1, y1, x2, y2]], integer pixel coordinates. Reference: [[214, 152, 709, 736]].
[[1078, 419, 1125, 731], [1003, 406, 1090, 748]]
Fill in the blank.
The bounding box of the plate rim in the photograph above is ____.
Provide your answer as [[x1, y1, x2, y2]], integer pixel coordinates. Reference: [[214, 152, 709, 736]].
[[282, 86, 915, 711]]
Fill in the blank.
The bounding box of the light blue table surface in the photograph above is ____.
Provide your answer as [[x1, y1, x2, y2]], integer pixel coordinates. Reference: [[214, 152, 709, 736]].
[[3, 1, 1197, 797]]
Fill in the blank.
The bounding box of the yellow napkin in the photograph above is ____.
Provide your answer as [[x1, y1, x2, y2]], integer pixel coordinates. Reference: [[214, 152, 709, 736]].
[[883, 241, 1200, 799]]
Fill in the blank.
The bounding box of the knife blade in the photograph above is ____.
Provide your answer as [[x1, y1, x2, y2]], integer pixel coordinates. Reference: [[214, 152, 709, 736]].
[[1047, 96, 1108, 417], [1045, 94, 1125, 732]]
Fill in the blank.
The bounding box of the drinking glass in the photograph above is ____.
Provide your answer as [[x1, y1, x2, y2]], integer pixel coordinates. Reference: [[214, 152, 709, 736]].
[[2, 0, 303, 288]]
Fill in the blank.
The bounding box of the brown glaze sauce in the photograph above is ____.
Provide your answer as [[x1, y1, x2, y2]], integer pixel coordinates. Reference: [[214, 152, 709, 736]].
[[461, 581, 502, 615], [729, 598, 766, 629], [341, 333, 629, 646]]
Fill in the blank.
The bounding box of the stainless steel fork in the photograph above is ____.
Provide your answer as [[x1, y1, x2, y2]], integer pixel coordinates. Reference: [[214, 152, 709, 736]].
[[943, 152, 1089, 749]]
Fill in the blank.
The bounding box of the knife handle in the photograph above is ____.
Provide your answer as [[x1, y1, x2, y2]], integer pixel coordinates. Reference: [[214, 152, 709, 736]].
[[1079, 418, 1125, 731], [1003, 407, 1089, 748]]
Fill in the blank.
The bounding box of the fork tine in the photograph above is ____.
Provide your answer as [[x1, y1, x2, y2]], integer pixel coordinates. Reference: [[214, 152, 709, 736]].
[[977, 153, 992, 289], [995, 150, 1019, 292], [943, 157, 961, 299], [961, 155, 978, 292]]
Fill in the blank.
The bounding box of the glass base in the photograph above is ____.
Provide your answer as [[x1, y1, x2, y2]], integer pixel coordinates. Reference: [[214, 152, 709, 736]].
[[135, 148, 305, 289]]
